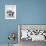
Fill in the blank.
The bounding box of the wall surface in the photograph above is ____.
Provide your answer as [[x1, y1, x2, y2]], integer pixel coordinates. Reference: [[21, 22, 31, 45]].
[[0, 0, 46, 44]]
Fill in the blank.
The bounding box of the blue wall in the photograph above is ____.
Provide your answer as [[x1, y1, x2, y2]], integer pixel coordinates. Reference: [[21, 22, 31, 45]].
[[0, 0, 46, 44]]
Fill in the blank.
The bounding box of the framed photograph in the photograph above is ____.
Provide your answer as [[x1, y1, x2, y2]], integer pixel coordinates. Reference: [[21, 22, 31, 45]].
[[5, 5, 16, 19], [18, 24, 46, 42]]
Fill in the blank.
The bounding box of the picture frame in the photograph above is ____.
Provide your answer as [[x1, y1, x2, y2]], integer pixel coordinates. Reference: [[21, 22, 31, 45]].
[[5, 5, 16, 19]]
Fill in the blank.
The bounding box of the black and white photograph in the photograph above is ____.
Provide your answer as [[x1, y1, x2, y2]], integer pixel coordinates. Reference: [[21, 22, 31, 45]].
[[5, 5, 16, 19]]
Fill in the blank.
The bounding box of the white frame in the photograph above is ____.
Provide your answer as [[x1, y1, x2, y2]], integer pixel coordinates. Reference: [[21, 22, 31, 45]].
[[5, 5, 16, 19], [18, 24, 46, 42]]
